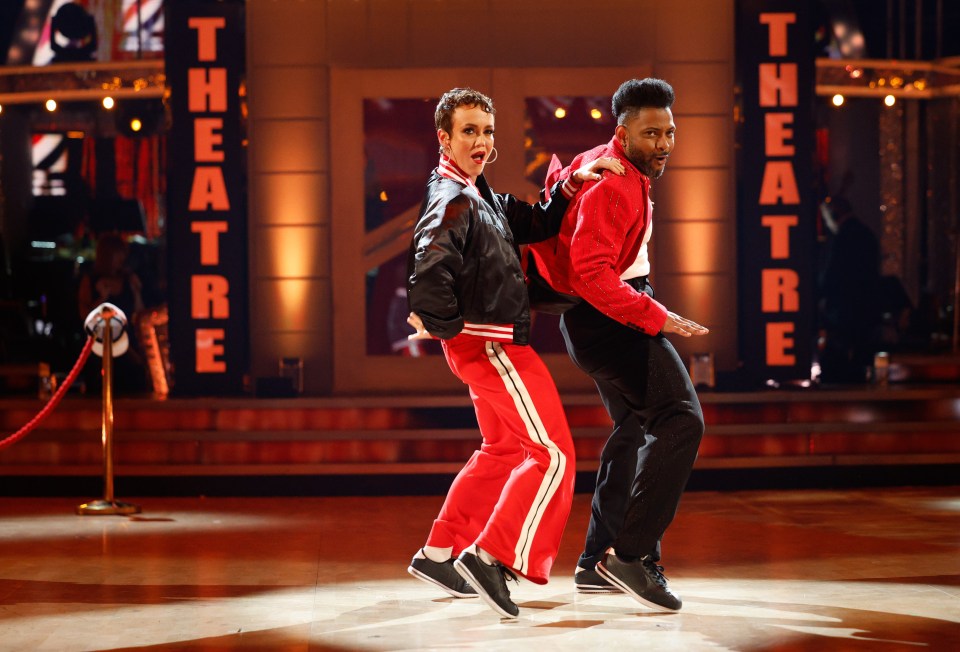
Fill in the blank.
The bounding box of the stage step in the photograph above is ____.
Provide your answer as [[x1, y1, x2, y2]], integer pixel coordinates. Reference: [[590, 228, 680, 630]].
[[1, 387, 959, 479]]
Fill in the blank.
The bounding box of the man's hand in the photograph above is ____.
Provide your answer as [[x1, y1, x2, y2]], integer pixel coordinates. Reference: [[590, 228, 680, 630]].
[[407, 312, 433, 340], [571, 156, 625, 184], [661, 312, 709, 338]]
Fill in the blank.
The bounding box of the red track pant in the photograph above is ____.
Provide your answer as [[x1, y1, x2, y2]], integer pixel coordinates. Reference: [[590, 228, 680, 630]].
[[426, 335, 576, 584]]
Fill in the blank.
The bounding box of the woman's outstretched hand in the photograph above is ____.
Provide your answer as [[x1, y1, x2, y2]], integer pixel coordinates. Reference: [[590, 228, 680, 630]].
[[571, 156, 625, 184], [407, 312, 433, 340]]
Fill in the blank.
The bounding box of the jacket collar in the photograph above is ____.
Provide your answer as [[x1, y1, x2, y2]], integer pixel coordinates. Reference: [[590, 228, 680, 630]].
[[437, 154, 476, 189]]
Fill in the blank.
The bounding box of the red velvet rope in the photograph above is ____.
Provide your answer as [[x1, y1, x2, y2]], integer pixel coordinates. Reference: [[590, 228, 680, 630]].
[[0, 337, 95, 450]]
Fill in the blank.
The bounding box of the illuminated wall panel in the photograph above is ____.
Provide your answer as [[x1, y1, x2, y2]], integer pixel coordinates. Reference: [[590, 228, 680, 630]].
[[665, 116, 732, 169], [654, 222, 733, 275], [252, 279, 329, 334], [247, 0, 330, 393], [247, 67, 329, 120], [651, 273, 739, 370], [251, 173, 328, 227], [251, 120, 328, 174], [255, 226, 329, 279], [656, 169, 732, 221]]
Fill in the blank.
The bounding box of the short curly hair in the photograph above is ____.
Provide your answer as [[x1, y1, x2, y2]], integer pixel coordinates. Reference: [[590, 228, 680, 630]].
[[612, 78, 675, 125], [435, 88, 496, 134]]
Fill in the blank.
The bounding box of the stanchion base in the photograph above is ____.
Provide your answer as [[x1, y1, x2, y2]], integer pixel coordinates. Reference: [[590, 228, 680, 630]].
[[76, 499, 142, 516]]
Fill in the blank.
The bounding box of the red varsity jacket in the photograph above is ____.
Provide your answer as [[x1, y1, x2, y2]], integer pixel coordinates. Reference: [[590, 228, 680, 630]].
[[527, 136, 669, 335]]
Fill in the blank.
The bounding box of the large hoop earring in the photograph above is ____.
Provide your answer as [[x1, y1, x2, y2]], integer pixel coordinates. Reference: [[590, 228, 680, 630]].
[[485, 147, 498, 164]]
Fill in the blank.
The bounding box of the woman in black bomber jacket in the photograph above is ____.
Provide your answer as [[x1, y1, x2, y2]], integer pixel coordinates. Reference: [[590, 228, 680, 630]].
[[404, 87, 622, 619]]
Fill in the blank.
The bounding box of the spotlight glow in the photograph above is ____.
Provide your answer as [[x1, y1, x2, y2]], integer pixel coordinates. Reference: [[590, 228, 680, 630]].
[[589, 108, 602, 120], [884, 95, 896, 107], [102, 96, 115, 110], [45, 99, 56, 112], [130, 118, 143, 132], [554, 107, 567, 119], [832, 94, 844, 107]]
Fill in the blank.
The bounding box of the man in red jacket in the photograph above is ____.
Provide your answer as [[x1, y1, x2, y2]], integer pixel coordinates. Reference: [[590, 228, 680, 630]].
[[528, 78, 709, 612]]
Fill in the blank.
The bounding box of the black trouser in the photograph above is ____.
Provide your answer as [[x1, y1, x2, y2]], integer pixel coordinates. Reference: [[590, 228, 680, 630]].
[[560, 278, 704, 568]]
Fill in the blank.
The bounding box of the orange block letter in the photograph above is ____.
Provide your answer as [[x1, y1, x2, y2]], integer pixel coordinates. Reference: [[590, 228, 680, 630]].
[[762, 268, 799, 312], [188, 68, 227, 113], [191, 221, 228, 265], [761, 215, 798, 259], [196, 328, 226, 373], [191, 275, 230, 319], [759, 13, 796, 56], [758, 161, 800, 206], [188, 17, 225, 62], [759, 63, 798, 107], [189, 166, 230, 211], [764, 113, 795, 156], [195, 118, 224, 162], [766, 322, 796, 365]]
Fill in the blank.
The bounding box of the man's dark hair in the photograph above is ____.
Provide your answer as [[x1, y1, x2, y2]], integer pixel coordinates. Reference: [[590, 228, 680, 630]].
[[611, 78, 675, 125], [435, 88, 496, 134]]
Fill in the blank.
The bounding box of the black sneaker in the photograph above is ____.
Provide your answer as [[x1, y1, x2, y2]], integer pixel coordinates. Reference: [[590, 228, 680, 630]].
[[596, 552, 682, 612], [407, 549, 477, 598], [574, 565, 622, 594], [453, 548, 520, 618]]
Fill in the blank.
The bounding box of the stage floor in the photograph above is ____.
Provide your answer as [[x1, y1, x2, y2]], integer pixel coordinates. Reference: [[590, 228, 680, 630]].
[[1, 487, 958, 651]]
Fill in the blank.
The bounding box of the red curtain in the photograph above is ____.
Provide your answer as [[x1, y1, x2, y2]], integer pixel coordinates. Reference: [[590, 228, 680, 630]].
[[114, 135, 166, 239]]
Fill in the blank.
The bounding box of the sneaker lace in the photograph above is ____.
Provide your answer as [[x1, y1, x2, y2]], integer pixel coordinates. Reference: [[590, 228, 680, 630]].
[[496, 563, 519, 589], [642, 559, 669, 588]]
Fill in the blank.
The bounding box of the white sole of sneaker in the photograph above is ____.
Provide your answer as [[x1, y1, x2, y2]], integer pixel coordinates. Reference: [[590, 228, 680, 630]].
[[406, 565, 477, 599], [453, 559, 519, 619], [575, 585, 623, 594], [595, 562, 680, 613]]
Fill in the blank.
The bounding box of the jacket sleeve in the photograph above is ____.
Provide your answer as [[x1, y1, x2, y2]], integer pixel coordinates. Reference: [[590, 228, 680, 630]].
[[407, 192, 471, 339], [498, 177, 580, 245], [567, 183, 669, 335]]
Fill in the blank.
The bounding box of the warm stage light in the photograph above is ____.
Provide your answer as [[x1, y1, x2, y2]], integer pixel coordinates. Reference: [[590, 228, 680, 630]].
[[0, 104, 3, 115], [45, 99, 57, 112], [590, 108, 602, 120], [116, 99, 162, 136], [554, 107, 567, 119], [884, 94, 896, 107], [832, 94, 844, 107], [102, 96, 115, 110]]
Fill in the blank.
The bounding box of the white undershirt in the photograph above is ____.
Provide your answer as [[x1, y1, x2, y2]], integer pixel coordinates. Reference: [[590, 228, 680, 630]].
[[620, 219, 653, 280]]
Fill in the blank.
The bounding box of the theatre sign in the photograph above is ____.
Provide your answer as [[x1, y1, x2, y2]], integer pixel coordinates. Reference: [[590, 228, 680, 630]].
[[165, 0, 248, 395], [736, 1, 816, 384]]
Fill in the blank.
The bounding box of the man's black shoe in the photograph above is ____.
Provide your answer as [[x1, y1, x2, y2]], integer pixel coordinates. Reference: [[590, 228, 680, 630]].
[[574, 565, 622, 594], [596, 552, 682, 612], [407, 549, 477, 598], [453, 548, 519, 618]]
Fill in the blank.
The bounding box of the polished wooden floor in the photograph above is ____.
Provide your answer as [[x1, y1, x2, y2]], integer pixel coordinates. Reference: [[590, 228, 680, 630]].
[[0, 486, 958, 651]]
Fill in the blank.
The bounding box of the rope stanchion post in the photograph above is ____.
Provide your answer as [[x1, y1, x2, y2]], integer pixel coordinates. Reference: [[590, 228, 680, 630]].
[[77, 304, 141, 516]]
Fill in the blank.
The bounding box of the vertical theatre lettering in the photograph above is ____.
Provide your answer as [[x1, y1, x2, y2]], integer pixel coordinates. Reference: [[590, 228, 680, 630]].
[[736, 1, 815, 383], [165, 0, 247, 394]]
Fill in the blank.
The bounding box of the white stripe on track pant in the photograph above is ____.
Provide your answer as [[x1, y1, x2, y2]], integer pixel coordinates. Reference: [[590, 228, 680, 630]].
[[425, 334, 575, 584]]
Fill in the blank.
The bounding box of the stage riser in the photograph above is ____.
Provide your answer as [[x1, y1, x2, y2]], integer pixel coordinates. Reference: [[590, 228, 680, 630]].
[[1, 389, 958, 475]]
